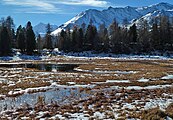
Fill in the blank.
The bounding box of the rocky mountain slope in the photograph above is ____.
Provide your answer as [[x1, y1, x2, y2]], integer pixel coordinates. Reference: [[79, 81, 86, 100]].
[[52, 2, 173, 35]]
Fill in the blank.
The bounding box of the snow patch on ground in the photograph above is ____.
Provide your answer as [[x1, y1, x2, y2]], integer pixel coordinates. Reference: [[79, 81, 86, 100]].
[[161, 75, 173, 80], [67, 82, 76, 85], [1, 50, 173, 62], [126, 85, 173, 90], [0, 78, 8, 84], [137, 78, 149, 82], [144, 98, 173, 110], [106, 80, 130, 83], [74, 68, 136, 74], [115, 71, 137, 74], [69, 113, 89, 120], [110, 84, 173, 90], [51, 82, 95, 88], [122, 103, 136, 109], [93, 112, 105, 119]]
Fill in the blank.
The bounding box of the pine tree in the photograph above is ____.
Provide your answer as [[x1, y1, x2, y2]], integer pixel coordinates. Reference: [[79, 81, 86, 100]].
[[129, 24, 138, 53], [85, 25, 97, 50], [138, 19, 151, 53], [102, 28, 109, 52], [71, 27, 78, 51], [45, 23, 53, 49], [129, 24, 137, 43], [17, 27, 26, 53], [5, 16, 14, 30], [0, 26, 11, 56], [5, 16, 15, 48], [109, 19, 122, 53], [151, 21, 160, 51], [16, 25, 22, 48], [98, 23, 109, 52], [58, 30, 66, 50], [159, 16, 172, 51], [121, 28, 130, 54], [26, 21, 36, 55], [65, 28, 72, 51], [78, 28, 84, 51], [98, 23, 106, 42]]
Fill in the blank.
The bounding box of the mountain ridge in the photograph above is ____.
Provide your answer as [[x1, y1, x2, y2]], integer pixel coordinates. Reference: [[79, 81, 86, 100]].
[[51, 2, 173, 35], [33, 22, 58, 36]]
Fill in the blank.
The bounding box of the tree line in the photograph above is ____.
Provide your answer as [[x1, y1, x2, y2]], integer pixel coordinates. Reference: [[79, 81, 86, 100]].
[[0, 16, 36, 56], [0, 16, 53, 56], [58, 16, 173, 54], [1, 16, 173, 56]]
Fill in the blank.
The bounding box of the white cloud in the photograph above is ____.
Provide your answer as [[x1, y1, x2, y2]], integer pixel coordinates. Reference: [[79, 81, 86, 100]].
[[2, 0, 60, 13], [53, 0, 109, 7], [2, 0, 109, 13]]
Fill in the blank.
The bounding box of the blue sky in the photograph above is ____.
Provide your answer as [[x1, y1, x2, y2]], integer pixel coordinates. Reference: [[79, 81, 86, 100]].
[[0, 0, 173, 27]]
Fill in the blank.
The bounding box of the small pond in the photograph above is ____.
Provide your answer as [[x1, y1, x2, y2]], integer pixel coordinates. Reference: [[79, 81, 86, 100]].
[[0, 63, 79, 72]]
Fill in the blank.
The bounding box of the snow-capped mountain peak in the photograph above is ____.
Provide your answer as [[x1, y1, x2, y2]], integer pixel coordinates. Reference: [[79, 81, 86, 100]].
[[52, 2, 173, 36], [33, 23, 58, 36]]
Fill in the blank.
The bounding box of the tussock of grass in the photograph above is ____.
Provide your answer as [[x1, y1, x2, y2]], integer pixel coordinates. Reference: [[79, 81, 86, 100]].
[[166, 103, 173, 118], [141, 107, 169, 120]]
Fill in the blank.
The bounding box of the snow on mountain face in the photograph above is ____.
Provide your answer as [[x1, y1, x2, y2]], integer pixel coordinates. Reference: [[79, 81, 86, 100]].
[[33, 23, 57, 36], [135, 10, 173, 26], [52, 2, 173, 36], [136, 2, 173, 15]]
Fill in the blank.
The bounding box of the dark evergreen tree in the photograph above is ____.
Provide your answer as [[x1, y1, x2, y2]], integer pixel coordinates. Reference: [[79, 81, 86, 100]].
[[129, 24, 138, 53], [121, 28, 131, 54], [129, 24, 137, 43], [138, 19, 151, 53], [17, 27, 26, 53], [71, 27, 78, 51], [45, 23, 53, 49], [5, 16, 14, 29], [109, 19, 122, 53], [0, 26, 11, 56], [58, 30, 66, 50], [26, 21, 36, 55], [5, 16, 15, 48], [159, 16, 172, 51], [77, 28, 84, 51], [151, 21, 160, 51], [98, 23, 109, 52], [84, 25, 97, 50], [65, 28, 72, 51], [16, 25, 22, 48], [102, 28, 109, 52]]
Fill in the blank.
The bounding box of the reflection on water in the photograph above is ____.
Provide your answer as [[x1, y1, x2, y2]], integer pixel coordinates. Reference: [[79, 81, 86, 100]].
[[0, 63, 79, 72]]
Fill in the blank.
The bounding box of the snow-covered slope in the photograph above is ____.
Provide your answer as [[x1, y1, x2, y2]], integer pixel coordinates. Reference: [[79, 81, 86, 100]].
[[134, 10, 173, 26], [33, 23, 57, 36], [52, 2, 173, 36], [136, 2, 173, 15]]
